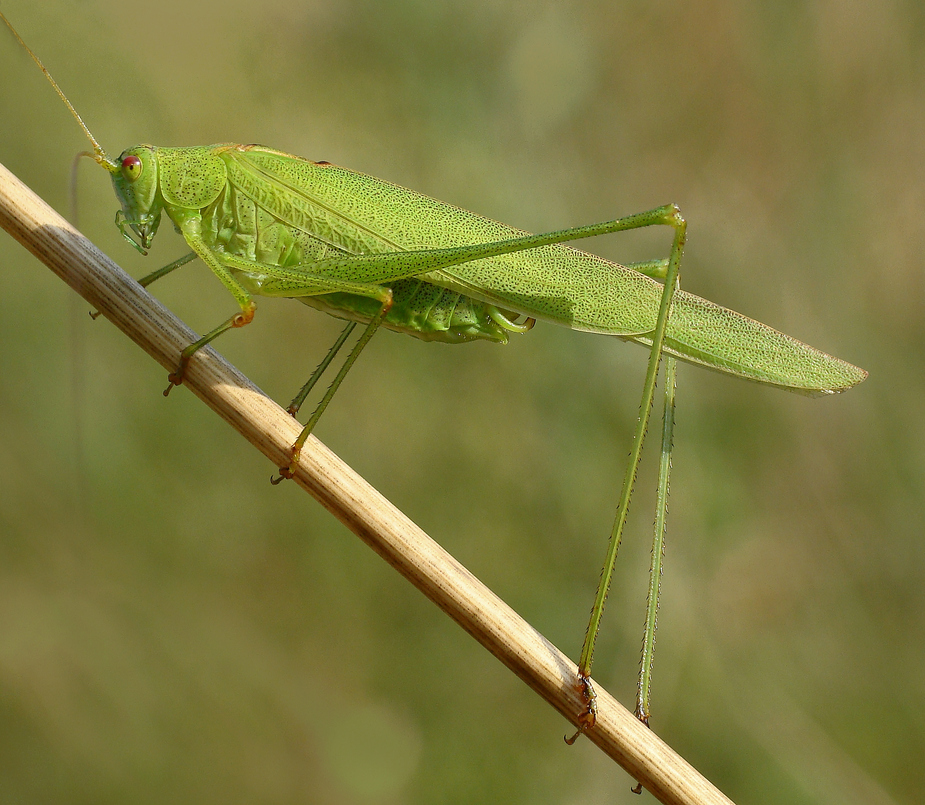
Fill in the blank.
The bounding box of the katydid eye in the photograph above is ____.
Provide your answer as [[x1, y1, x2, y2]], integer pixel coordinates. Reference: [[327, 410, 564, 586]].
[[121, 155, 143, 181]]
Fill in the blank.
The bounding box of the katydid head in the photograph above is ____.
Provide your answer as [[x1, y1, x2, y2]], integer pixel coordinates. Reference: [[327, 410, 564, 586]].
[[0, 12, 162, 253], [112, 146, 163, 254]]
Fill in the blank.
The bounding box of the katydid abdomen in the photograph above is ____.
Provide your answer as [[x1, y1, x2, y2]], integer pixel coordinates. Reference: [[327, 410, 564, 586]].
[[296, 283, 518, 344]]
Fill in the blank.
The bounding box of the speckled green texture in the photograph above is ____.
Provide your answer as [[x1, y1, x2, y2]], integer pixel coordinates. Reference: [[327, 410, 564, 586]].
[[112, 142, 865, 393]]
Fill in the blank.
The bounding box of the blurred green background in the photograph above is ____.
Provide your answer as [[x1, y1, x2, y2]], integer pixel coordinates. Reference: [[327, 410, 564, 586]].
[[0, 1, 920, 802]]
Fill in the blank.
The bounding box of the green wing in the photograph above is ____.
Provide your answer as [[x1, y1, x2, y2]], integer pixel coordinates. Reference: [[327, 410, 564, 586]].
[[224, 146, 866, 394]]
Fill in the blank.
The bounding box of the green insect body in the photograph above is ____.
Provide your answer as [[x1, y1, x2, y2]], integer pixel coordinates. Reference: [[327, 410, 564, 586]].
[[113, 144, 865, 394], [114, 145, 517, 345]]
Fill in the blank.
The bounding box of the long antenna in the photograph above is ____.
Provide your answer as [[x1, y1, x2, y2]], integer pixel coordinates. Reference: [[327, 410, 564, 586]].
[[0, 10, 119, 174]]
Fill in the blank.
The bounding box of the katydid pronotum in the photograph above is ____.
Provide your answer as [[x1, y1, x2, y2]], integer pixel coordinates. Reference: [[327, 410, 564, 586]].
[[1, 12, 867, 742]]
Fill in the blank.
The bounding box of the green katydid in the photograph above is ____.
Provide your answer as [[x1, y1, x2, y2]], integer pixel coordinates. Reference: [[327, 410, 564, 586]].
[[2, 11, 866, 739]]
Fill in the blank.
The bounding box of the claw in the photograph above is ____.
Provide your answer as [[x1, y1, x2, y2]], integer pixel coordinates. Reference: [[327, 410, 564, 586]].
[[270, 446, 300, 485], [164, 353, 192, 396], [163, 373, 182, 396], [270, 467, 293, 485]]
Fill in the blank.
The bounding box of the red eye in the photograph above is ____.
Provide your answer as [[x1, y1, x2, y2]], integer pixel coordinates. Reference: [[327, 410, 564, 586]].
[[121, 155, 143, 181]]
